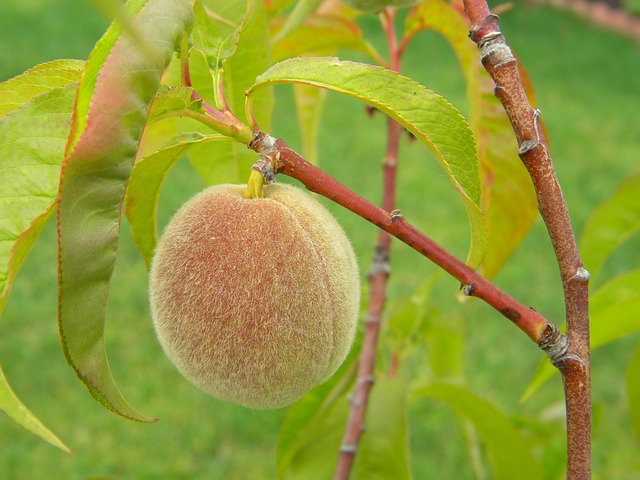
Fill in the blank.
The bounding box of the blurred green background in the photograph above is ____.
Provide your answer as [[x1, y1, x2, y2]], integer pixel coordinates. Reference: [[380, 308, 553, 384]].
[[1, 0, 639, 478]]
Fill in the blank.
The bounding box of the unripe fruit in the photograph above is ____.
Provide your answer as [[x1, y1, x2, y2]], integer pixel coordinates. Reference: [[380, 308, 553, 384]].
[[149, 183, 360, 409], [340, 0, 420, 13]]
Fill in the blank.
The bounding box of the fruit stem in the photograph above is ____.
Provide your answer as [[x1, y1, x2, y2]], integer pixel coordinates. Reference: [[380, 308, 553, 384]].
[[243, 168, 265, 199]]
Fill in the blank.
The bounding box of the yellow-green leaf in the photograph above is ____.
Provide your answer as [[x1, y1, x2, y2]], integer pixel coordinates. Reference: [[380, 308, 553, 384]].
[[247, 56, 487, 267], [405, 0, 537, 278], [0, 83, 77, 452], [57, 0, 194, 422], [125, 132, 228, 268], [0, 365, 70, 454], [581, 170, 640, 280], [415, 383, 542, 480], [0, 59, 83, 118]]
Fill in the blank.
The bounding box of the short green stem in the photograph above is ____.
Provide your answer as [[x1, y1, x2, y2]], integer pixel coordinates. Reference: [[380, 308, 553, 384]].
[[244, 168, 265, 199]]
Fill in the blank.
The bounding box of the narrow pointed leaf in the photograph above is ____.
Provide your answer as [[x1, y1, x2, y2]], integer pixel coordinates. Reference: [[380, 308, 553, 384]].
[[271, 14, 377, 62], [266, 0, 297, 17], [89, 0, 161, 62], [405, 0, 537, 278], [626, 343, 640, 447], [146, 86, 204, 124], [580, 170, 640, 280], [383, 273, 439, 360], [278, 369, 411, 480], [219, 0, 273, 128], [125, 132, 228, 268], [277, 334, 361, 479], [523, 268, 640, 400], [66, 0, 150, 152], [272, 0, 325, 42], [414, 383, 542, 480], [187, 0, 273, 184], [57, 0, 194, 421], [247, 57, 486, 267], [0, 60, 83, 118], [352, 378, 411, 480], [0, 84, 77, 451], [293, 84, 326, 165], [270, 15, 376, 167], [1, 84, 77, 312], [192, 0, 235, 66], [0, 365, 70, 454]]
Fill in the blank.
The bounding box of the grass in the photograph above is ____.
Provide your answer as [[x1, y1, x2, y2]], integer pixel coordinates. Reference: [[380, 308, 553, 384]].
[[1, 0, 640, 478]]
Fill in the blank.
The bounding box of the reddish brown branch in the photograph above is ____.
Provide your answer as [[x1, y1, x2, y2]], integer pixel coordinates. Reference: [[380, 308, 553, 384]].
[[335, 121, 404, 480], [334, 10, 403, 478], [462, 4, 591, 478], [250, 132, 556, 346]]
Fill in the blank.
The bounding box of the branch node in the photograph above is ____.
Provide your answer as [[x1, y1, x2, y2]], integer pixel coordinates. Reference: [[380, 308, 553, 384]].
[[340, 444, 358, 455], [463, 282, 476, 296], [538, 323, 571, 367], [248, 131, 277, 155], [390, 209, 403, 223], [359, 375, 375, 386], [469, 14, 501, 44], [518, 140, 542, 156], [570, 267, 591, 282], [364, 314, 380, 325], [251, 156, 276, 184], [368, 245, 391, 279], [348, 393, 366, 408]]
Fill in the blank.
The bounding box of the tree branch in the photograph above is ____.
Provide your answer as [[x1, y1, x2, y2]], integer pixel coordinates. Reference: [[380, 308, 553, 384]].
[[250, 132, 562, 348], [333, 9, 404, 478], [462, 5, 591, 478]]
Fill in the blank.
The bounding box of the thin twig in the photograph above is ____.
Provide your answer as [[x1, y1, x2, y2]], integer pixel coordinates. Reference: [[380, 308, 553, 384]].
[[249, 132, 558, 345], [334, 10, 404, 478], [462, 4, 591, 478]]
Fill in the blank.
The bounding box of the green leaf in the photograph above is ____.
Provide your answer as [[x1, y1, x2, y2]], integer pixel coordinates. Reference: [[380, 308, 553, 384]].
[[219, 0, 273, 128], [66, 0, 149, 153], [383, 273, 439, 359], [192, 0, 235, 68], [271, 15, 377, 167], [414, 383, 542, 480], [271, 14, 374, 63], [580, 170, 640, 280], [247, 56, 487, 267], [0, 364, 70, 454], [405, 0, 537, 278], [277, 352, 357, 479], [0, 59, 84, 118], [523, 269, 640, 401], [589, 269, 640, 347], [384, 274, 464, 381], [272, 0, 325, 43], [352, 378, 412, 480], [293, 84, 326, 165], [278, 368, 412, 480], [266, 0, 297, 17], [424, 313, 465, 381], [0, 84, 77, 452], [187, 0, 273, 184], [89, 0, 162, 63], [0, 85, 77, 311], [626, 343, 640, 447], [57, 0, 194, 422], [146, 86, 204, 124], [125, 132, 228, 268]]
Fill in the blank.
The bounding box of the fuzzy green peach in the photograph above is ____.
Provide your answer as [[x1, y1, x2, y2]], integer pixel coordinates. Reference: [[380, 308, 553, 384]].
[[149, 183, 360, 409]]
